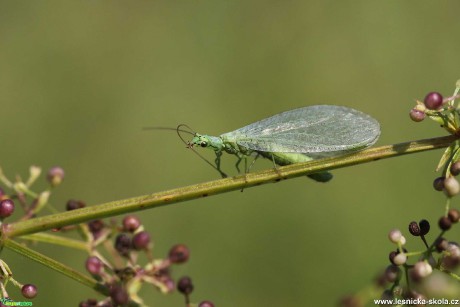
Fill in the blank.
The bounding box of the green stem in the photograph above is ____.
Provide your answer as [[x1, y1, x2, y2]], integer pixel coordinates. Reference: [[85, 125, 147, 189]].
[[18, 233, 87, 251], [3, 238, 108, 295], [4, 135, 458, 238], [442, 270, 460, 281]]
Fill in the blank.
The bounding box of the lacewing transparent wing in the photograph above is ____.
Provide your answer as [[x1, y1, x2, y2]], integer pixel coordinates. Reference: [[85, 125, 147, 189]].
[[186, 105, 380, 181], [220, 105, 380, 156]]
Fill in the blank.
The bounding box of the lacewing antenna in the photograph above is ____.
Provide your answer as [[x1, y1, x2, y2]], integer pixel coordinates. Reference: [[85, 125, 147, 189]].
[[175, 124, 227, 177], [142, 126, 194, 135], [143, 125, 227, 177]]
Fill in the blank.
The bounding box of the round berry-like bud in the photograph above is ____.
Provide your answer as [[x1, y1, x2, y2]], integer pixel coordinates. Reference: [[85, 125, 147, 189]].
[[442, 253, 460, 270], [433, 176, 445, 191], [399, 235, 406, 245], [409, 108, 426, 122], [419, 219, 430, 235], [424, 92, 443, 110], [88, 220, 105, 237], [448, 242, 460, 255], [66, 199, 86, 211], [47, 166, 65, 187], [389, 251, 397, 264], [451, 161, 460, 176], [168, 244, 190, 264], [388, 229, 404, 243], [408, 221, 420, 236], [448, 208, 460, 223], [0, 199, 15, 218], [393, 252, 407, 266], [418, 261, 433, 276], [132, 231, 150, 250], [439, 216, 452, 230], [122, 215, 141, 232], [109, 284, 129, 305], [443, 244, 460, 269], [411, 261, 432, 281], [199, 301, 215, 307], [86, 256, 104, 275], [384, 265, 401, 283], [177, 276, 193, 295], [21, 284, 38, 299], [114, 234, 132, 257], [435, 237, 448, 252], [443, 177, 460, 197]]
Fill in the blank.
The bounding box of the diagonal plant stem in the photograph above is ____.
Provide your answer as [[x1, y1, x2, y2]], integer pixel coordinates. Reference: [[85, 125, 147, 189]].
[[4, 135, 458, 239], [3, 238, 108, 295], [19, 233, 88, 251]]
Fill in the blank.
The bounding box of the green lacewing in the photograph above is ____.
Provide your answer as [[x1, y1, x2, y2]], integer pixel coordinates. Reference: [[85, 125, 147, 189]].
[[186, 105, 380, 182]]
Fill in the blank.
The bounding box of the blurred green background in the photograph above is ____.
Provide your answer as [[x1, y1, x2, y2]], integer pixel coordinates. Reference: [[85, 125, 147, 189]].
[[1, 1, 460, 306]]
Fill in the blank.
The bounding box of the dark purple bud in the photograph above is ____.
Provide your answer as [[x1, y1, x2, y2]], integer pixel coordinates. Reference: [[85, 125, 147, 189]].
[[439, 216, 452, 230], [21, 284, 38, 299], [114, 234, 131, 257], [435, 237, 448, 252], [0, 199, 14, 218], [122, 215, 141, 232], [408, 221, 420, 236], [85, 256, 104, 275], [88, 220, 105, 237], [168, 244, 190, 264], [132, 231, 151, 250], [433, 177, 445, 191], [419, 219, 430, 236], [177, 276, 194, 295], [424, 92, 443, 110], [66, 199, 86, 211], [451, 161, 460, 176]]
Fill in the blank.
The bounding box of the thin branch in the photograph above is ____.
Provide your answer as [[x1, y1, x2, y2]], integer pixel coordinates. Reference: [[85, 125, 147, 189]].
[[18, 233, 88, 251], [3, 238, 108, 295], [4, 135, 458, 238]]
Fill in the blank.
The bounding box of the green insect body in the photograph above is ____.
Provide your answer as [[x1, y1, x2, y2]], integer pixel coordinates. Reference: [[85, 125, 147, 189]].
[[188, 105, 380, 182], [258, 151, 333, 182]]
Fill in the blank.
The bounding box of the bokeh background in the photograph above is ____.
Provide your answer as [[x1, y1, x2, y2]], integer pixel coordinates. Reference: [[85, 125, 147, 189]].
[[1, 1, 460, 306]]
